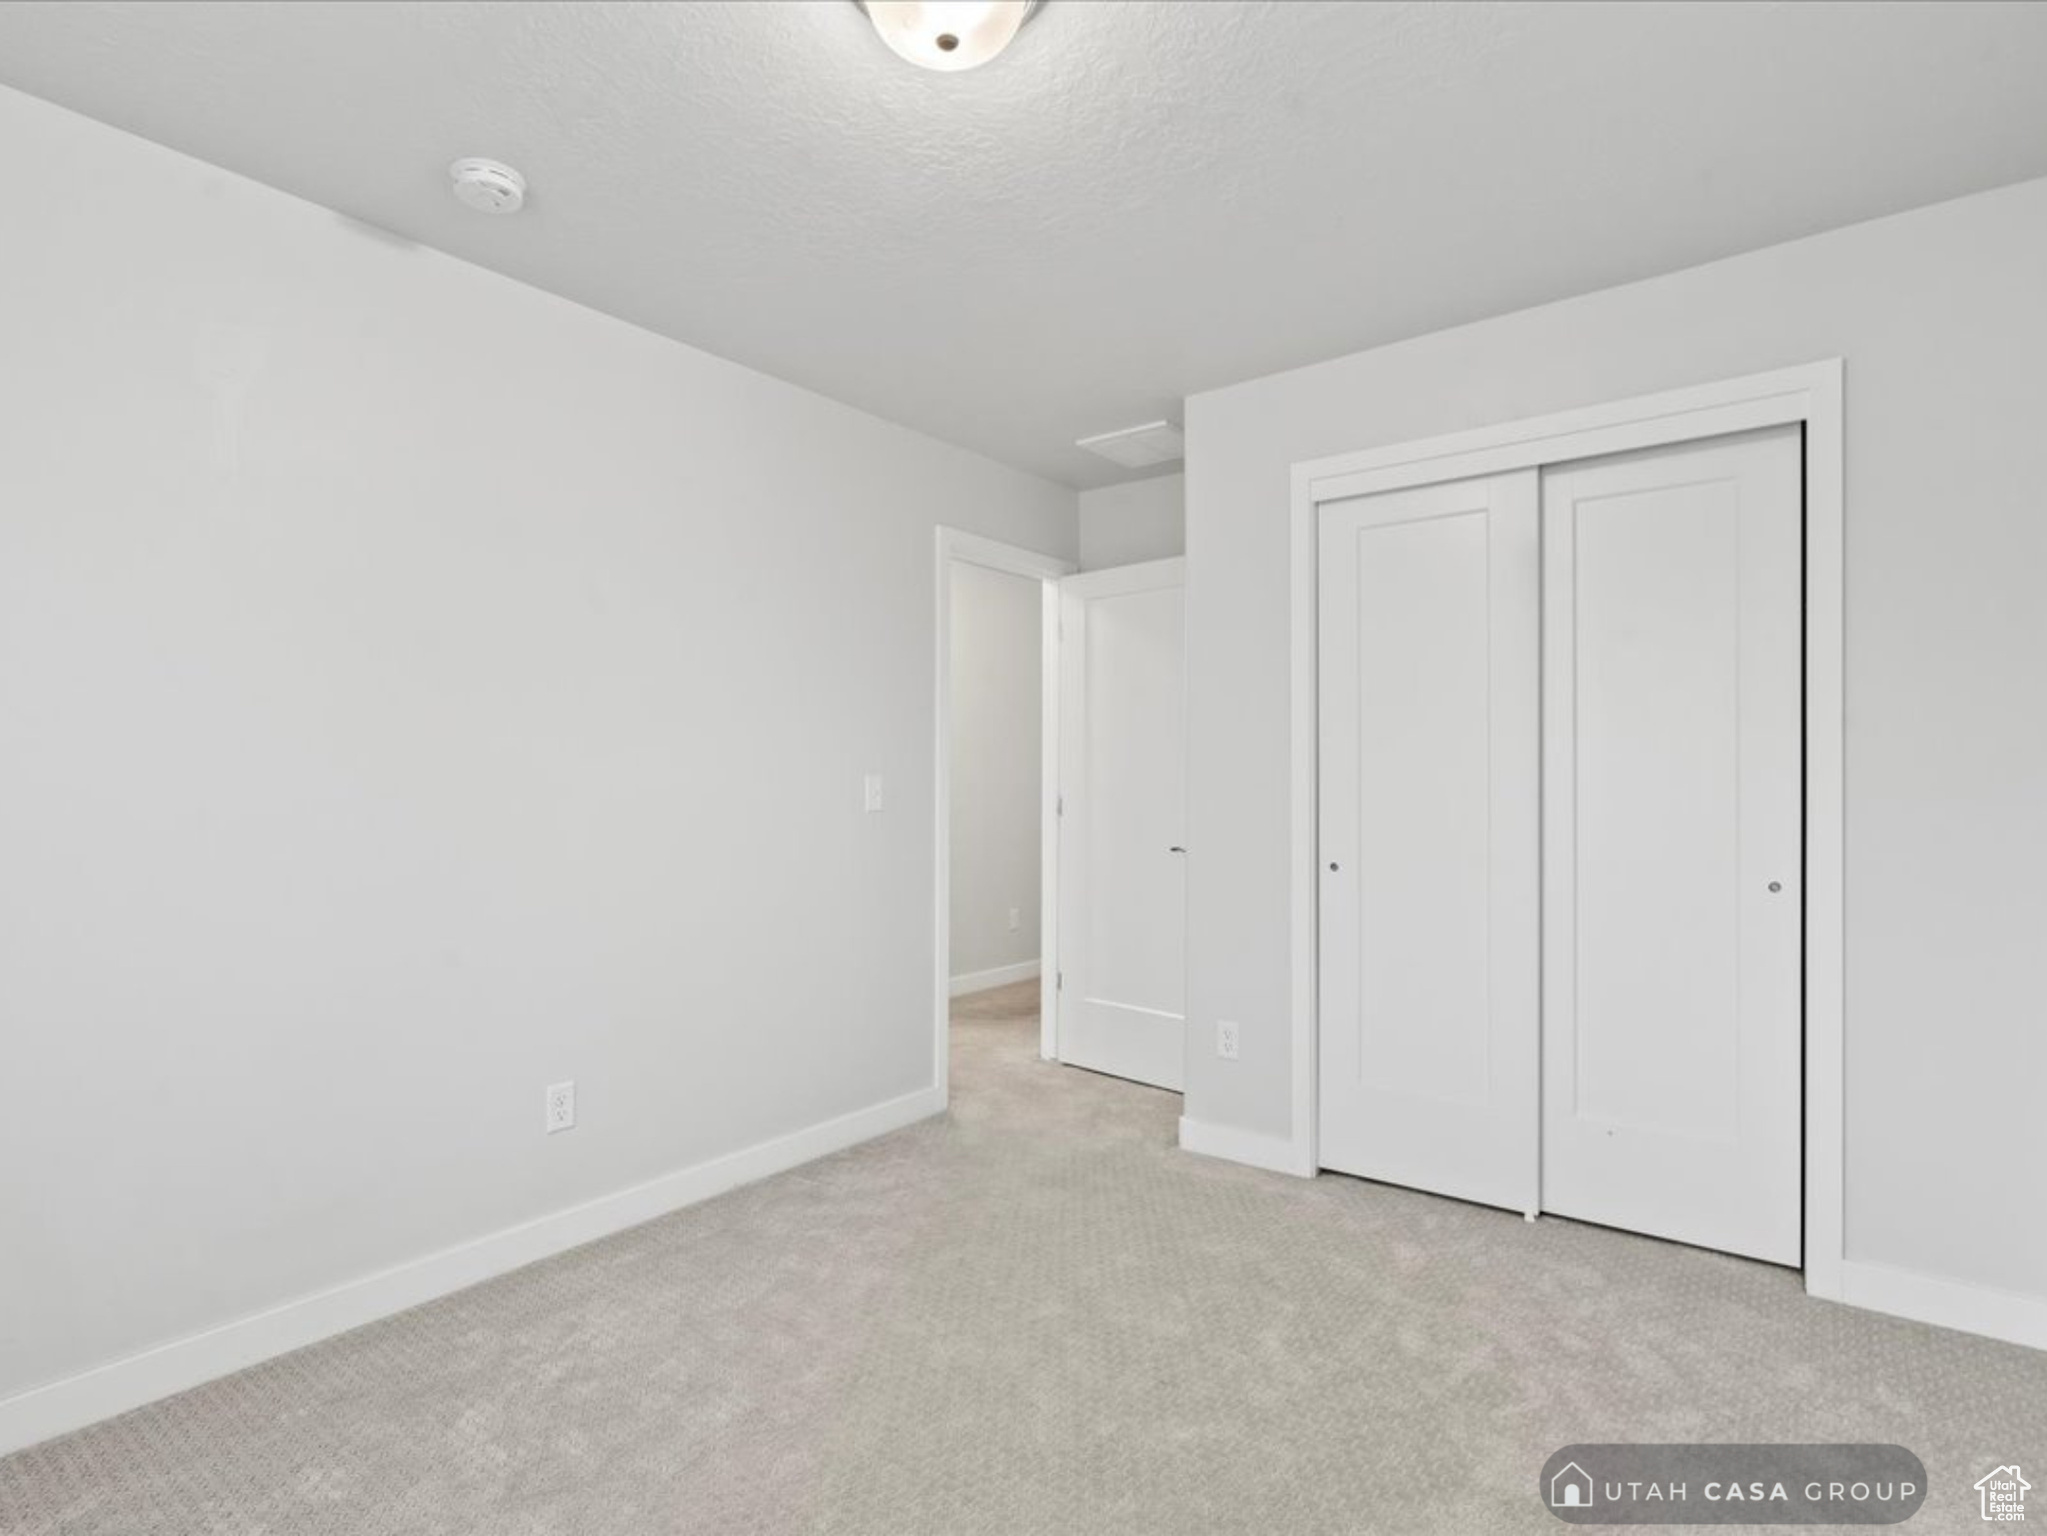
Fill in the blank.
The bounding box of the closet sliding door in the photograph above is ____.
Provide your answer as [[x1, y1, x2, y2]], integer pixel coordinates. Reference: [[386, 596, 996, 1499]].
[[1316, 471, 1540, 1214], [1540, 426, 1804, 1265], [1314, 427, 1803, 1265]]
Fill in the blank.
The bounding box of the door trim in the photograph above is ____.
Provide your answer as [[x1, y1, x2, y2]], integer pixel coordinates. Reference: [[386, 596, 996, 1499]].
[[934, 529, 1075, 1101], [1286, 360, 1846, 1301]]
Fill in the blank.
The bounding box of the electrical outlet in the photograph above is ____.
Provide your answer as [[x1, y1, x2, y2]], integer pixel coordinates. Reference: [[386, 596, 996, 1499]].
[[545, 1080, 576, 1134], [863, 773, 885, 813], [1216, 1020, 1241, 1061], [1007, 906, 1021, 932]]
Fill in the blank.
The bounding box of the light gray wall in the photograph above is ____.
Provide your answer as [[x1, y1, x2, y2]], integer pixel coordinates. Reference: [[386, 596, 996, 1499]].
[[1184, 177, 2047, 1304], [948, 562, 1042, 983], [0, 86, 1075, 1403], [1078, 473, 1184, 569]]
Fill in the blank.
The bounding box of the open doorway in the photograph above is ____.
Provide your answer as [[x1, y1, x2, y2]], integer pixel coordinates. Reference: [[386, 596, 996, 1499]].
[[947, 559, 1049, 1000], [933, 529, 1192, 1108], [932, 530, 1070, 1104]]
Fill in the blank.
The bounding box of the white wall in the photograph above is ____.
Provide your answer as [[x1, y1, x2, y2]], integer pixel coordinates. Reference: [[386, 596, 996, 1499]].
[[948, 562, 1042, 987], [1078, 472, 1184, 570], [0, 85, 1074, 1427], [1184, 178, 2047, 1318]]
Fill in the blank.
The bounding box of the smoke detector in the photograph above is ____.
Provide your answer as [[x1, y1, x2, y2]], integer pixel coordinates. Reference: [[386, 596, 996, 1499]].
[[1076, 420, 1184, 470], [448, 157, 526, 215]]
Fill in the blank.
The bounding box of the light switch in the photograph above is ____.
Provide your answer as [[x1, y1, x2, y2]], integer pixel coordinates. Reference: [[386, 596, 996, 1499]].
[[863, 773, 885, 813]]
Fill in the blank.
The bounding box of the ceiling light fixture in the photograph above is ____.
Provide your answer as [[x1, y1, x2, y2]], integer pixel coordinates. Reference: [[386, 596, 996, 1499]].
[[855, 2, 1040, 73]]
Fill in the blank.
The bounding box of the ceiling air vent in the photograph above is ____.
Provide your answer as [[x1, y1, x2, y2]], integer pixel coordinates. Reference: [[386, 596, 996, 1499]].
[[1076, 420, 1184, 470]]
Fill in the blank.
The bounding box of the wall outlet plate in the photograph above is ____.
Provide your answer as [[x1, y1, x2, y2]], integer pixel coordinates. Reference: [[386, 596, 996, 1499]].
[[863, 773, 885, 813], [1008, 906, 1021, 931], [545, 1080, 576, 1134], [1217, 1020, 1241, 1061]]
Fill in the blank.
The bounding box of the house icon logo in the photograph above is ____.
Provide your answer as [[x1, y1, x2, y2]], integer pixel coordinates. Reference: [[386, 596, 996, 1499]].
[[1975, 1464, 2029, 1522], [1551, 1461, 1595, 1509]]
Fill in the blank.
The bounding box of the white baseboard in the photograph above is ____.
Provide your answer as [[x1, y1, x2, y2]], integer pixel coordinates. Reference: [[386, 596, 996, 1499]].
[[949, 959, 1040, 997], [1837, 1258, 2047, 1353], [0, 1083, 945, 1457], [1178, 1115, 1317, 1178]]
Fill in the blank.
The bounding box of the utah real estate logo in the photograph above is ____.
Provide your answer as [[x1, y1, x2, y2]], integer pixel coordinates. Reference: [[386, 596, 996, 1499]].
[[1976, 1465, 2029, 1523]]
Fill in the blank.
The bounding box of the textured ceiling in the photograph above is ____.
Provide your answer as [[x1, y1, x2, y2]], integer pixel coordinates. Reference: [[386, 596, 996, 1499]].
[[5, 1, 2047, 487]]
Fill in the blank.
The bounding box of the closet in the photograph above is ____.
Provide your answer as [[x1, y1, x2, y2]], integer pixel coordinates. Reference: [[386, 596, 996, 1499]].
[[1315, 424, 1803, 1266]]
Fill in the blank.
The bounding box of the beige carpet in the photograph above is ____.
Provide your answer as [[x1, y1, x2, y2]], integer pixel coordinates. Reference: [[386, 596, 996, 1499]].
[[3, 978, 2041, 1534]]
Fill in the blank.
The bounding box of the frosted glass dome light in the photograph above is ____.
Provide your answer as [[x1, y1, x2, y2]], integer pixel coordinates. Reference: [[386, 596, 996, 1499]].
[[856, 2, 1039, 73]]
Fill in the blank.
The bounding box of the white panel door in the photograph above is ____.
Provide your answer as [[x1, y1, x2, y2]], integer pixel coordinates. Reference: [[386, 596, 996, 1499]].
[[1317, 472, 1540, 1212], [1541, 425, 1802, 1265], [1057, 558, 1186, 1091]]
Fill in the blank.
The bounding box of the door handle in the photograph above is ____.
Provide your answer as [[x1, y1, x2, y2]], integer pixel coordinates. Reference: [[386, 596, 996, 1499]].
[[1169, 846, 1186, 854]]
